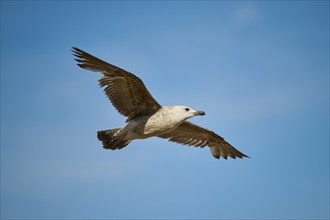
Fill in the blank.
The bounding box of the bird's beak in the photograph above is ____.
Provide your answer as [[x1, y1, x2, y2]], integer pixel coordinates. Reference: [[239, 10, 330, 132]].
[[194, 110, 206, 116]]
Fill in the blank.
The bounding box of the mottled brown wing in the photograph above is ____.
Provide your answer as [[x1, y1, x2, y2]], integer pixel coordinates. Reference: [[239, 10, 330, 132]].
[[72, 47, 161, 121], [158, 121, 248, 159]]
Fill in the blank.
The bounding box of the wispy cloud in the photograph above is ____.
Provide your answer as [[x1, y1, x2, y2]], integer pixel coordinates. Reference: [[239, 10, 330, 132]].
[[231, 4, 263, 26]]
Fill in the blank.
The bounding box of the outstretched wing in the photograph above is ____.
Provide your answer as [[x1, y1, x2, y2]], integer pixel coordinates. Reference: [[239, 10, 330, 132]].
[[158, 121, 248, 159], [72, 47, 161, 122]]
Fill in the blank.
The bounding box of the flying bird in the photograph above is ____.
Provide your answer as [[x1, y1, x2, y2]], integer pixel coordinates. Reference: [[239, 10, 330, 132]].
[[72, 47, 248, 159]]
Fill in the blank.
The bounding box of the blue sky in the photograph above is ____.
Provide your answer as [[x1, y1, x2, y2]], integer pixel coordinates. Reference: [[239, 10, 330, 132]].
[[1, 1, 329, 219]]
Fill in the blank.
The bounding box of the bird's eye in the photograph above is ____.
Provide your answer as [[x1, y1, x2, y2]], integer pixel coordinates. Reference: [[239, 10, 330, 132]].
[[185, 108, 190, 112]]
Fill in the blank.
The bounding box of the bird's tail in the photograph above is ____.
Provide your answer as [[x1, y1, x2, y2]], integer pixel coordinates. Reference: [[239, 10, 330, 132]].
[[97, 129, 131, 150]]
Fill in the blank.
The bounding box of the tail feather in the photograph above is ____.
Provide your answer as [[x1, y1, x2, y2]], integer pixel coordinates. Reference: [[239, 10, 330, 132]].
[[97, 129, 131, 150]]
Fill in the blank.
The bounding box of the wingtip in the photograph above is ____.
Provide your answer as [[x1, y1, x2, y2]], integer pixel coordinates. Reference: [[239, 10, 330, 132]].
[[71, 47, 85, 58], [72, 47, 80, 58], [210, 146, 250, 160], [235, 153, 250, 159], [240, 151, 250, 159], [71, 46, 80, 52], [71, 46, 79, 54], [77, 63, 85, 68]]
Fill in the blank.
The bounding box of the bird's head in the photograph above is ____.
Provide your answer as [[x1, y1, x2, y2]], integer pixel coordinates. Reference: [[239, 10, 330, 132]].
[[170, 105, 205, 121]]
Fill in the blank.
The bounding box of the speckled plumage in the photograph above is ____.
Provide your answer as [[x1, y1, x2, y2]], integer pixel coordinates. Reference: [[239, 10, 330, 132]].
[[73, 47, 248, 159]]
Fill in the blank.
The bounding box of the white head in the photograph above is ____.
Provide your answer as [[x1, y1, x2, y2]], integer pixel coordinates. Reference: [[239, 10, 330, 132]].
[[168, 105, 205, 122]]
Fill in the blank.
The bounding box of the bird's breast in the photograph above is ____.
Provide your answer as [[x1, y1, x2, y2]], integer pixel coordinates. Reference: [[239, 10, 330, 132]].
[[125, 111, 183, 139], [142, 113, 181, 136]]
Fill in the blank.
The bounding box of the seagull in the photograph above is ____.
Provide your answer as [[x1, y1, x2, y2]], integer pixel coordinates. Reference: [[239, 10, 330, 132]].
[[72, 47, 248, 159]]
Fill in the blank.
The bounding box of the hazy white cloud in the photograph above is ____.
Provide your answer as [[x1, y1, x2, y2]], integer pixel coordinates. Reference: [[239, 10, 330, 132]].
[[231, 4, 263, 26]]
